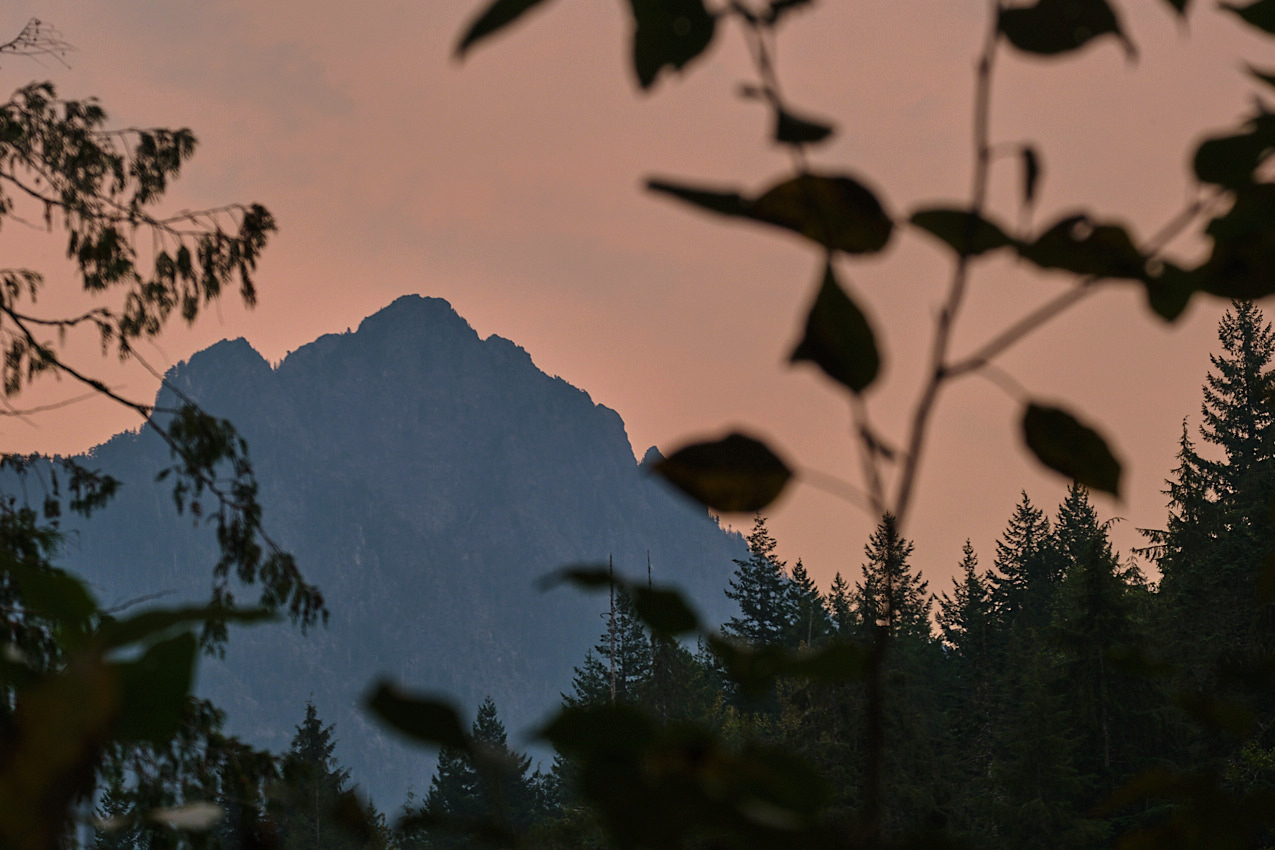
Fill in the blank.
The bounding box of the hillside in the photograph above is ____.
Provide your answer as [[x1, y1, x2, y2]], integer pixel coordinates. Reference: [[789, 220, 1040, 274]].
[[58, 295, 747, 806]]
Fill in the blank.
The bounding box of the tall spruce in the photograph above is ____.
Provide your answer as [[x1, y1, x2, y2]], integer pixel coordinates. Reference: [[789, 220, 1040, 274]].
[[723, 515, 795, 647], [850, 514, 931, 640], [276, 702, 357, 850], [1151, 301, 1275, 690], [421, 697, 541, 846], [989, 492, 1059, 636]]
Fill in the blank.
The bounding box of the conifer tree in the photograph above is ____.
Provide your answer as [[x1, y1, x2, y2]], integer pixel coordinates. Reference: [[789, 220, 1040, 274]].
[[1151, 301, 1275, 693], [989, 492, 1059, 636], [421, 697, 541, 846], [850, 514, 930, 640], [1050, 485, 1151, 785], [722, 515, 795, 647], [787, 558, 832, 648], [826, 572, 854, 636], [563, 587, 652, 707], [275, 701, 357, 850]]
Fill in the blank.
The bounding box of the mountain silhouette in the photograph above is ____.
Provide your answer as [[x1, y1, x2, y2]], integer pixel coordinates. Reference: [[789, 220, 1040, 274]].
[[58, 295, 746, 806]]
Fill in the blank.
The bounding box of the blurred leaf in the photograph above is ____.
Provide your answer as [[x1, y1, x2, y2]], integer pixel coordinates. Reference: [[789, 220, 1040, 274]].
[[149, 802, 224, 831], [0, 655, 118, 850], [1197, 184, 1275, 298], [789, 262, 880, 393], [910, 207, 1015, 256], [999, 0, 1135, 58], [1221, 0, 1275, 33], [763, 0, 814, 25], [1142, 260, 1197, 321], [647, 180, 748, 216], [774, 108, 835, 145], [749, 173, 893, 254], [649, 172, 893, 254], [631, 586, 701, 636], [653, 432, 793, 512], [1017, 213, 1147, 280], [2, 560, 97, 632], [456, 0, 558, 56], [99, 605, 275, 650], [1193, 121, 1275, 187], [1021, 402, 1122, 496], [782, 639, 872, 682], [1022, 145, 1042, 209], [1248, 64, 1275, 88], [112, 632, 198, 742], [364, 681, 469, 751], [627, 0, 717, 89], [536, 564, 613, 592], [540, 703, 653, 755], [1175, 691, 1255, 738]]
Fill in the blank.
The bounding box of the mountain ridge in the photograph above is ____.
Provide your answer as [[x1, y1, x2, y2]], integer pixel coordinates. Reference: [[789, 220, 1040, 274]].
[[59, 294, 747, 806]]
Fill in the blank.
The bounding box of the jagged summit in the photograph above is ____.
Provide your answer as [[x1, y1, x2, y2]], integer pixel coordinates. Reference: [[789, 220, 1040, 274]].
[[59, 294, 744, 807]]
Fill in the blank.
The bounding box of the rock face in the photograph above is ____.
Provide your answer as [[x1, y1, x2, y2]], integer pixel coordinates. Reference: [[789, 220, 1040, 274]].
[[61, 295, 745, 807]]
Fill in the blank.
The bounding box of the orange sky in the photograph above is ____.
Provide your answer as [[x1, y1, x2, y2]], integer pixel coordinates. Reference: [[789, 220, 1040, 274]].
[[0, 1, 1265, 596]]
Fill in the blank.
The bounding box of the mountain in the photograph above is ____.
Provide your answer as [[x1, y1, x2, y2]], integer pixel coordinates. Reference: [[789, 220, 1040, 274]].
[[55, 295, 746, 807]]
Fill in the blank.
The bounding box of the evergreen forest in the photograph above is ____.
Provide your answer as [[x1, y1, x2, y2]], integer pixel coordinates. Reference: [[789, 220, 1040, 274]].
[[79, 299, 1275, 849]]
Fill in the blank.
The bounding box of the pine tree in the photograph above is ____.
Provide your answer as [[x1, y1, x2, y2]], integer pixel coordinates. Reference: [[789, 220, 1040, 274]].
[[563, 587, 652, 707], [989, 492, 1059, 636], [421, 697, 541, 846], [722, 515, 796, 647], [1151, 301, 1275, 694], [787, 558, 832, 648], [1050, 484, 1151, 786], [275, 701, 358, 850], [827, 572, 854, 636], [850, 514, 931, 640]]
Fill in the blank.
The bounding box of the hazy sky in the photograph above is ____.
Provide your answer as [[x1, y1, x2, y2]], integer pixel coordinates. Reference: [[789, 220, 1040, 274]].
[[0, 1, 1266, 594]]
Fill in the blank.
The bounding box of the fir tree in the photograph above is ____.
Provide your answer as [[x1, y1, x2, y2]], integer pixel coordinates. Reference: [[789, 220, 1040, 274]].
[[787, 558, 832, 648], [989, 492, 1059, 636], [722, 515, 795, 647], [421, 697, 541, 846], [275, 701, 358, 850], [850, 514, 930, 640], [1151, 301, 1275, 694], [827, 572, 854, 636]]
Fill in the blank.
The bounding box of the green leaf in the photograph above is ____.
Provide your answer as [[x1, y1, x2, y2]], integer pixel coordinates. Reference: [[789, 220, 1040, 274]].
[[112, 632, 198, 742], [1022, 145, 1041, 208], [999, 0, 1135, 59], [1222, 0, 1275, 33], [1197, 184, 1275, 299], [1141, 260, 1196, 322], [646, 180, 748, 217], [789, 262, 880, 393], [536, 564, 613, 592], [455, 0, 558, 56], [1017, 213, 1148, 280], [1247, 64, 1275, 88], [910, 207, 1014, 257], [1, 560, 97, 631], [1193, 124, 1275, 188], [648, 172, 893, 254], [774, 108, 835, 145], [652, 432, 793, 512], [364, 681, 469, 750], [748, 173, 893, 254], [627, 0, 717, 89], [631, 586, 701, 636], [781, 640, 872, 682], [539, 703, 653, 755], [98, 605, 276, 650], [1021, 402, 1122, 496]]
